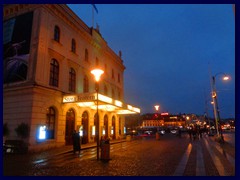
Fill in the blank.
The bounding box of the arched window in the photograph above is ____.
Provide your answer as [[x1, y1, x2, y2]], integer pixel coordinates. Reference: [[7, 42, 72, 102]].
[[96, 57, 99, 66], [118, 73, 121, 83], [104, 85, 108, 95], [46, 107, 56, 139], [54, 25, 60, 42], [83, 75, 89, 93], [71, 39, 76, 53], [85, 49, 88, 61], [112, 89, 115, 99], [112, 69, 115, 79], [69, 68, 76, 92], [49, 59, 59, 87], [118, 90, 121, 100]]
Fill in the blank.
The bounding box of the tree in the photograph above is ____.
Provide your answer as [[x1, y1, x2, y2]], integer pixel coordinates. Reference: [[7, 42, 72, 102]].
[[15, 123, 30, 139], [3, 123, 10, 137]]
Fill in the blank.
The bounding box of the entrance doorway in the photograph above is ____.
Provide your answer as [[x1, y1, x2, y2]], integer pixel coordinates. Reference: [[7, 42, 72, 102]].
[[65, 108, 75, 145], [82, 111, 89, 144], [104, 115, 108, 138]]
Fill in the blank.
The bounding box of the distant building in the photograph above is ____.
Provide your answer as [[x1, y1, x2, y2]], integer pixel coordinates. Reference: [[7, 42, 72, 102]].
[[140, 113, 186, 129], [3, 4, 140, 152]]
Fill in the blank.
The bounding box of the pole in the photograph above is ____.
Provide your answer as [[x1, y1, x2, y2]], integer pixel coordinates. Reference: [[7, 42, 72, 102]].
[[212, 76, 219, 137], [96, 82, 99, 160], [92, 5, 94, 28]]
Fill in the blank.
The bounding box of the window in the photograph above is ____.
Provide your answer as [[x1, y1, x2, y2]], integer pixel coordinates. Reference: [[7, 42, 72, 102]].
[[71, 39, 76, 53], [54, 25, 60, 42], [118, 73, 121, 83], [49, 59, 59, 87], [105, 64, 107, 74], [112, 69, 115, 79], [83, 75, 89, 93], [118, 90, 121, 100], [112, 89, 115, 99], [104, 85, 108, 95], [96, 57, 99, 66], [69, 68, 76, 92], [46, 107, 56, 139], [85, 49, 88, 61]]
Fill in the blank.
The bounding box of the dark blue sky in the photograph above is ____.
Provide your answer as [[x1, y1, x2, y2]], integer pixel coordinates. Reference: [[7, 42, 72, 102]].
[[68, 4, 235, 118]]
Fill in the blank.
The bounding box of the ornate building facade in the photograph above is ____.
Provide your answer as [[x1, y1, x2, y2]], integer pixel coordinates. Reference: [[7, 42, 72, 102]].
[[3, 4, 140, 152]]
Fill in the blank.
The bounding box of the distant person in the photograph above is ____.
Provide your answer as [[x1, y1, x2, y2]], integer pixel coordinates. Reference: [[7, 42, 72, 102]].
[[188, 127, 192, 140], [72, 130, 81, 154], [178, 128, 182, 138]]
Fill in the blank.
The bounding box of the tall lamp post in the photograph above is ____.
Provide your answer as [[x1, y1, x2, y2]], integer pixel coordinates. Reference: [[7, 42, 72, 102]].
[[211, 73, 229, 141], [91, 68, 104, 160], [154, 105, 160, 130]]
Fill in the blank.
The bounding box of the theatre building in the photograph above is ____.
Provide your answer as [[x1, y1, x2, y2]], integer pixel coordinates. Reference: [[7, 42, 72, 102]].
[[3, 4, 140, 152]]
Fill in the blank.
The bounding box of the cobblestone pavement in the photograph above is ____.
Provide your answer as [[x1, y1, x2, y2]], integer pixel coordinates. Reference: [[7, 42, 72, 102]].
[[3, 133, 235, 176]]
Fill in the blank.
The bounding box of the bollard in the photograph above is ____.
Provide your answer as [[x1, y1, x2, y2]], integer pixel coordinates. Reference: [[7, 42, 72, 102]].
[[100, 139, 110, 161]]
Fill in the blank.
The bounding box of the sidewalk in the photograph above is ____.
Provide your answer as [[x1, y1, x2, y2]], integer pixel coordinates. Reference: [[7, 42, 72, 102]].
[[30, 138, 127, 158]]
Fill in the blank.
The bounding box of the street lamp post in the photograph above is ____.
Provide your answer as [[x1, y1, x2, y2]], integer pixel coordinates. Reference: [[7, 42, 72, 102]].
[[211, 73, 229, 141], [91, 68, 104, 161]]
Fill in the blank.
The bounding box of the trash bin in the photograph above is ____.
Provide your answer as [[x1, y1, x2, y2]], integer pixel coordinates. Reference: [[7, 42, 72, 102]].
[[126, 135, 131, 141], [100, 139, 110, 161], [156, 132, 160, 140]]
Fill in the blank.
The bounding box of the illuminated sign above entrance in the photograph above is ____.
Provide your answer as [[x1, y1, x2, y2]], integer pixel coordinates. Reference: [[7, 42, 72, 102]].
[[63, 93, 95, 103], [63, 93, 140, 114]]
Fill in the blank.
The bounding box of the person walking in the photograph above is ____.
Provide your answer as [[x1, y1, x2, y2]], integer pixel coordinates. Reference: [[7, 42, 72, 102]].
[[72, 130, 81, 154]]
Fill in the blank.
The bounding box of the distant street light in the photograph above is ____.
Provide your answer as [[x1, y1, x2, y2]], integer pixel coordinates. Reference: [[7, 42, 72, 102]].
[[154, 105, 160, 112], [211, 72, 230, 141], [91, 68, 104, 160]]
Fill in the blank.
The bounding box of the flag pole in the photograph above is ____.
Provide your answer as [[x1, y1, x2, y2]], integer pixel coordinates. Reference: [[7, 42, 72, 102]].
[[92, 5, 94, 28]]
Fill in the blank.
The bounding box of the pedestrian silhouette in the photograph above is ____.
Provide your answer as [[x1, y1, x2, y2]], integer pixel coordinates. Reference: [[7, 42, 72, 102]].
[[72, 130, 81, 154]]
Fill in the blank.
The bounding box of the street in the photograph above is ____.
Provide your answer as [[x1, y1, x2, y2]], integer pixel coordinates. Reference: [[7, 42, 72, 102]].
[[3, 132, 235, 176]]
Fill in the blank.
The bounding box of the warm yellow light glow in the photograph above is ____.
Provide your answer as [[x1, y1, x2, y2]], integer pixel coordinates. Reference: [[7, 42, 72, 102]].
[[127, 105, 133, 110], [126, 105, 140, 113], [154, 105, 160, 111], [133, 107, 140, 113], [77, 102, 95, 107], [98, 94, 112, 104], [97, 105, 116, 111], [91, 69, 104, 82], [117, 110, 137, 114], [92, 126, 96, 136], [223, 76, 229, 81], [63, 96, 77, 103], [115, 100, 123, 107]]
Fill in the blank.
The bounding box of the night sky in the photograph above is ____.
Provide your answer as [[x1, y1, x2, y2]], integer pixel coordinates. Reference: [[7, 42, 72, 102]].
[[67, 4, 235, 119]]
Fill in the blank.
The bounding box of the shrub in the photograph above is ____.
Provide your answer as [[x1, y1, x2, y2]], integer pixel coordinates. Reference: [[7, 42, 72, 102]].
[[15, 123, 30, 139], [3, 123, 10, 137]]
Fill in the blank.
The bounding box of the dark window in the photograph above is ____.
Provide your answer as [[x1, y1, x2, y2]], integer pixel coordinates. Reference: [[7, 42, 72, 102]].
[[69, 68, 76, 92], [118, 73, 121, 83], [85, 49, 88, 61], [46, 107, 56, 139], [96, 57, 99, 66], [54, 26, 60, 42], [112, 69, 115, 79], [49, 59, 59, 87], [104, 85, 108, 95], [112, 89, 115, 99], [83, 75, 89, 93], [71, 39, 76, 53]]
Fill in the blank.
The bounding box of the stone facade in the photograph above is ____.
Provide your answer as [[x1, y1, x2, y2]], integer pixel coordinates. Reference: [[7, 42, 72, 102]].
[[3, 4, 137, 152]]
